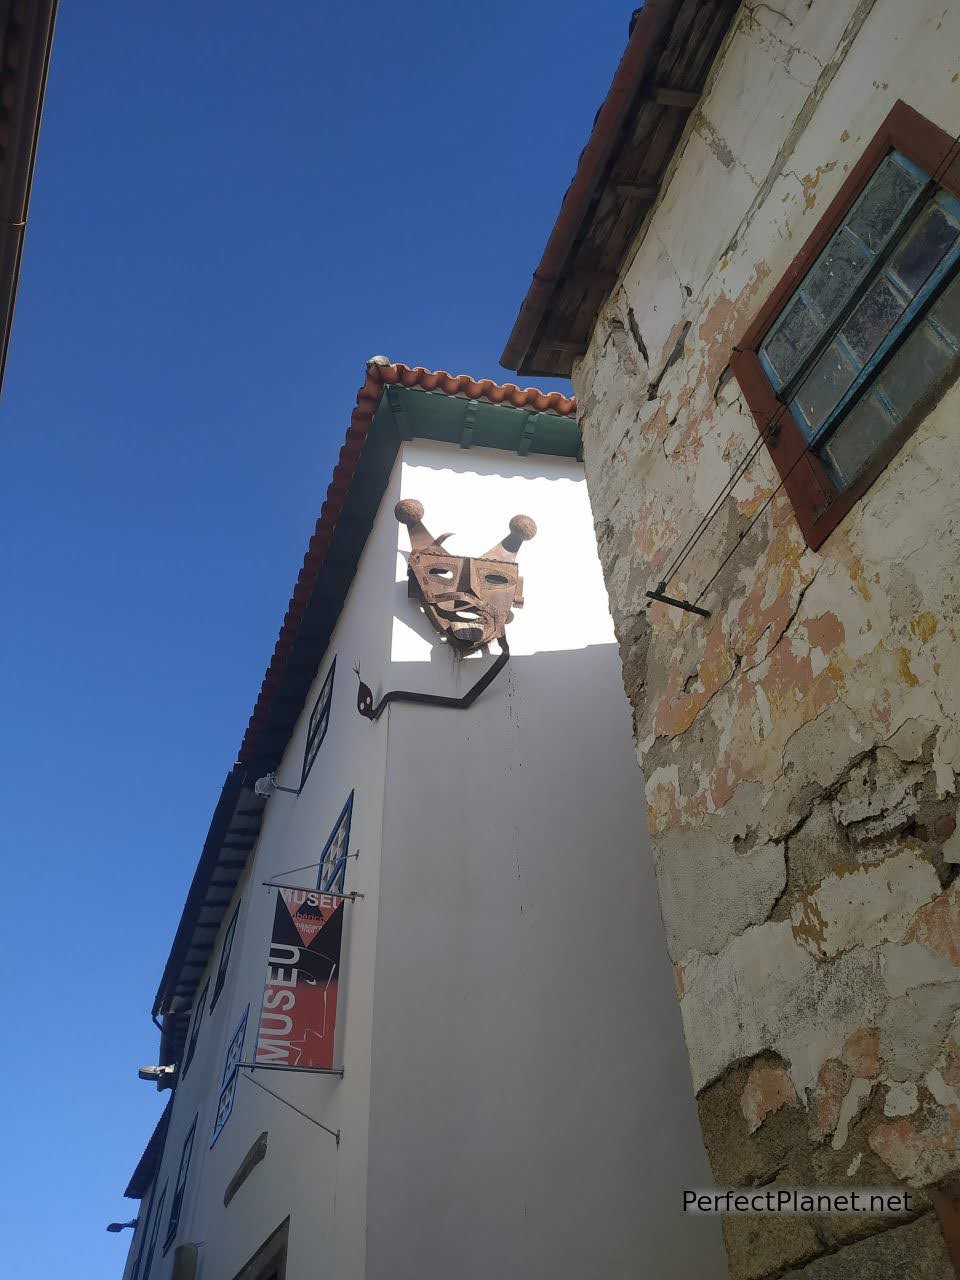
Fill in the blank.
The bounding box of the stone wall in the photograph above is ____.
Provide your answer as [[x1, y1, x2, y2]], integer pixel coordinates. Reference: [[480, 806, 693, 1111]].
[[572, 1, 960, 1275]]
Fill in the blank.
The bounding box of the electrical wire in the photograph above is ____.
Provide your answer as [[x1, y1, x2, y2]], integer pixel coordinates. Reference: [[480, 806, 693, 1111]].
[[239, 1068, 340, 1143]]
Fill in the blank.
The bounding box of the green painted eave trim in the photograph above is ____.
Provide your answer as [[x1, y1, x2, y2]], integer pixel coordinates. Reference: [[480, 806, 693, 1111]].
[[374, 385, 581, 459]]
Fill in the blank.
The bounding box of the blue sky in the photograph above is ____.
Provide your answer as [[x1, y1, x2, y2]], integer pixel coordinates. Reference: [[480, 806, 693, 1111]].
[[0, 4, 626, 1274]]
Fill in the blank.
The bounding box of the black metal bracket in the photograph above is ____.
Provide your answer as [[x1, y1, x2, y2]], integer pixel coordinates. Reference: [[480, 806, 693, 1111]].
[[355, 637, 510, 723], [646, 588, 711, 618]]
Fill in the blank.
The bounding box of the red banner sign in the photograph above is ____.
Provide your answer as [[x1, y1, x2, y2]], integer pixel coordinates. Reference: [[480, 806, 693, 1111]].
[[255, 887, 344, 1069]]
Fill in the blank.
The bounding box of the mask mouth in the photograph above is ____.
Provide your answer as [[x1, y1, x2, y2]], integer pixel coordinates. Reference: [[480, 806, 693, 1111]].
[[434, 598, 492, 650], [450, 620, 485, 647]]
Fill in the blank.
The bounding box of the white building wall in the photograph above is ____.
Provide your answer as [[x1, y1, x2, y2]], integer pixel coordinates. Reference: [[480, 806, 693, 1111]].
[[367, 441, 723, 1280], [125, 447, 403, 1280], [125, 436, 723, 1280]]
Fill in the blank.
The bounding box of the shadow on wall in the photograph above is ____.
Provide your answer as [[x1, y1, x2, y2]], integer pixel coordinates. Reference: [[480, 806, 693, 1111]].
[[363, 638, 724, 1280]]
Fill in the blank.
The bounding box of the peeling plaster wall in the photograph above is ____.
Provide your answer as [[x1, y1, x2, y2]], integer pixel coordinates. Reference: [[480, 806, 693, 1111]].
[[572, 2, 960, 1276]]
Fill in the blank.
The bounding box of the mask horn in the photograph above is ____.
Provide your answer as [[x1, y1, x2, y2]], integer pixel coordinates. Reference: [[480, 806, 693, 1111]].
[[482, 514, 537, 562], [395, 498, 439, 552]]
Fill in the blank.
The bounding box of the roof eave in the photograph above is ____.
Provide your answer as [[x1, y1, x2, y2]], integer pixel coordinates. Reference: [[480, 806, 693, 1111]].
[[0, 1, 58, 395], [125, 1098, 172, 1200], [500, 0, 683, 377]]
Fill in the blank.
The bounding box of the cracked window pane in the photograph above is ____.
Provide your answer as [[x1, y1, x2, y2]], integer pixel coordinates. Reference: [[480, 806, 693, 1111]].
[[846, 152, 925, 253], [821, 392, 897, 487], [759, 146, 960, 497], [803, 229, 871, 324], [839, 276, 905, 364], [876, 318, 957, 419], [929, 269, 960, 345], [890, 199, 960, 296], [761, 294, 822, 388], [793, 341, 858, 436], [822, 295, 960, 488]]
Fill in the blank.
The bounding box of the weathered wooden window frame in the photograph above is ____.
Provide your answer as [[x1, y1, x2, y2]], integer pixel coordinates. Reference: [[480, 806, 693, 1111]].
[[301, 657, 336, 790], [229, 1218, 289, 1280], [317, 790, 353, 895], [210, 900, 241, 1013], [732, 101, 960, 549], [163, 1114, 197, 1253], [140, 1180, 167, 1280], [211, 1006, 248, 1148], [180, 977, 209, 1079]]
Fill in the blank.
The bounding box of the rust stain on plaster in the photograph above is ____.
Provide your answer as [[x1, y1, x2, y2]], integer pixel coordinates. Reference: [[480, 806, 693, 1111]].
[[631, 490, 678, 568], [848, 554, 874, 601], [804, 610, 845, 654], [697, 262, 770, 393], [660, 318, 691, 373], [896, 646, 921, 688], [647, 780, 682, 836], [905, 886, 960, 967], [734, 479, 778, 519], [810, 1057, 851, 1143], [741, 1062, 799, 1134], [869, 1106, 960, 1185], [791, 892, 828, 952], [800, 160, 838, 210], [942, 1037, 960, 1094], [843, 1027, 880, 1080], [731, 519, 810, 665], [653, 622, 737, 739], [911, 611, 940, 643], [868, 1116, 923, 1175]]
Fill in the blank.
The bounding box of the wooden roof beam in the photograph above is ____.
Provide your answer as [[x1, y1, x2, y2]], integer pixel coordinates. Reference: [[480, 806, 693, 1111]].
[[568, 268, 620, 289], [539, 340, 589, 356], [614, 181, 659, 200], [649, 85, 700, 110]]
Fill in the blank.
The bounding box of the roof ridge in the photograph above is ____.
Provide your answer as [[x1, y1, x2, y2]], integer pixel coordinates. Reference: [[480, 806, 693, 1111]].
[[372, 359, 577, 415]]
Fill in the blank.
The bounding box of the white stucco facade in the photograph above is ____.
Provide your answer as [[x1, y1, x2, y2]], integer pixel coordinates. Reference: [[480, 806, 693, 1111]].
[[122, 436, 724, 1280]]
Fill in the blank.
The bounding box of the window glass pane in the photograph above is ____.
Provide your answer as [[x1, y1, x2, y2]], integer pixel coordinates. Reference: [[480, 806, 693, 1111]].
[[793, 341, 859, 436], [223, 1006, 248, 1083], [756, 139, 960, 505], [930, 269, 960, 345], [821, 308, 960, 487], [211, 903, 240, 1009], [875, 317, 958, 418], [182, 980, 208, 1076], [761, 294, 822, 388], [759, 152, 928, 395], [319, 793, 353, 894], [211, 1069, 238, 1147], [803, 229, 871, 323], [302, 659, 336, 787], [838, 276, 906, 364], [846, 152, 925, 253], [890, 199, 960, 296], [821, 392, 898, 487]]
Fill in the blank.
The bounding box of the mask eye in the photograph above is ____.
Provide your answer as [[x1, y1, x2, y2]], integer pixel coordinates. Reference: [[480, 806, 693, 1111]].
[[484, 572, 510, 585], [429, 566, 454, 579]]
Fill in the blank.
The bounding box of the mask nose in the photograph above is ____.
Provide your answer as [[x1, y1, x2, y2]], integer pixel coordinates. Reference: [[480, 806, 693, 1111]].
[[454, 561, 477, 602]]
